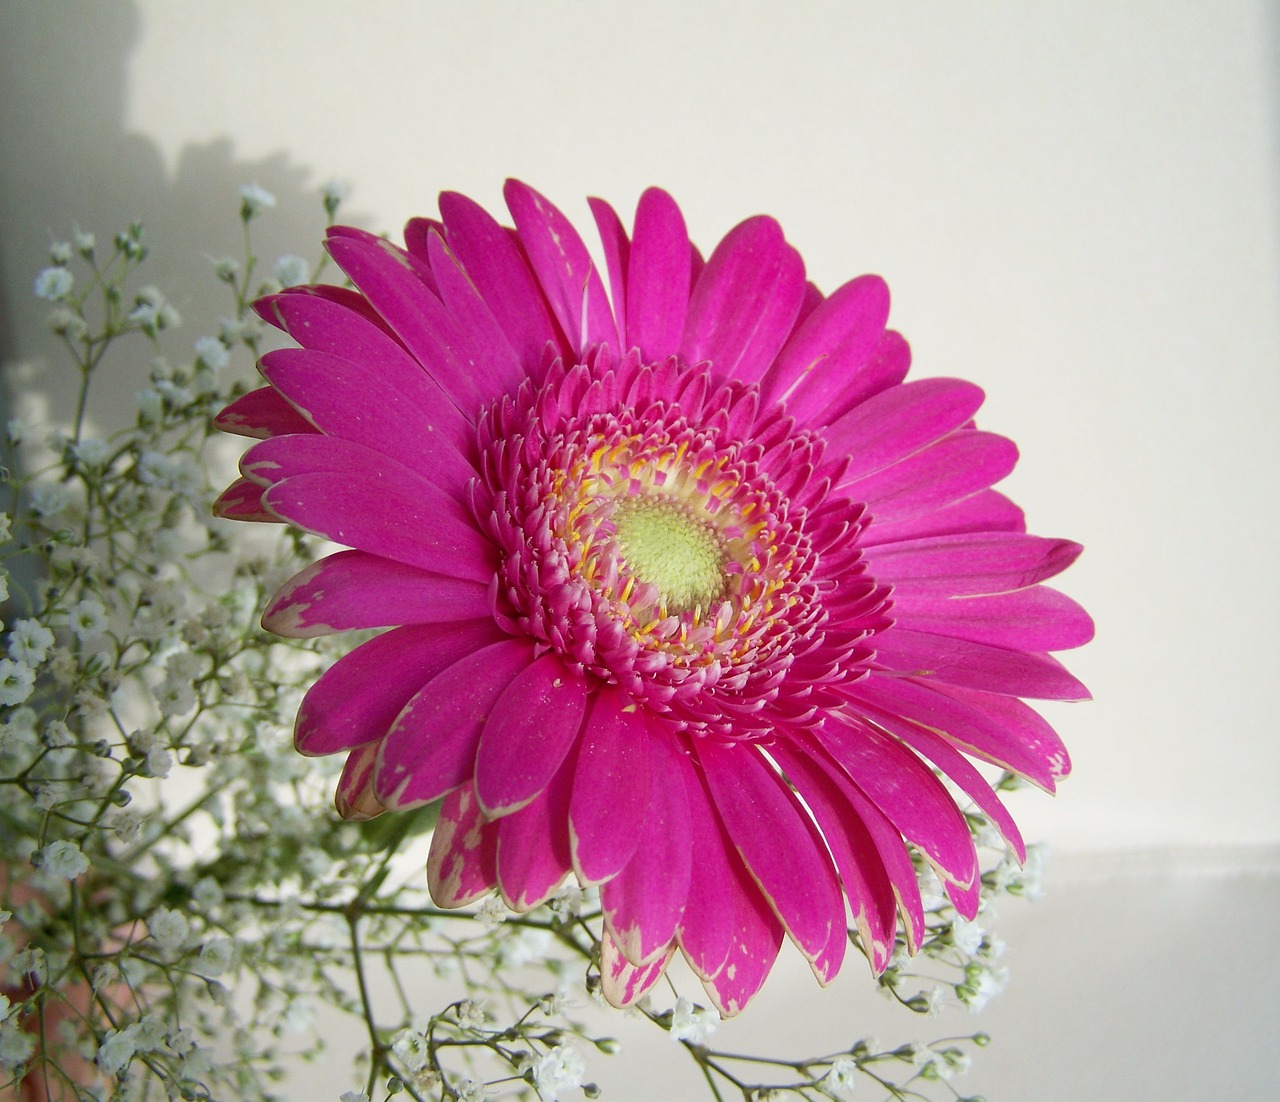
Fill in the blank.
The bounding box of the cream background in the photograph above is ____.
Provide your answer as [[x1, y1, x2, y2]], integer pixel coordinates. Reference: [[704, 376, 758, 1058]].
[[2, 2, 1277, 1099]]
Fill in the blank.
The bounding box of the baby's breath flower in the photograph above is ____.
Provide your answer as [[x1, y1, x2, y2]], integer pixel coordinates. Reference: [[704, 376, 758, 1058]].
[[950, 917, 985, 956], [339, 1093, 370, 1102], [96, 1026, 137, 1074], [212, 255, 240, 282], [0, 659, 36, 706], [274, 254, 309, 288], [49, 242, 73, 264], [68, 598, 108, 642], [74, 230, 95, 255], [30, 482, 69, 517], [148, 907, 189, 954], [8, 620, 55, 665], [136, 387, 164, 421], [321, 179, 348, 212], [239, 183, 277, 219], [0, 1019, 37, 1069], [0, 514, 11, 542], [195, 937, 233, 978], [34, 267, 73, 300], [532, 1044, 586, 1102], [37, 839, 89, 880], [668, 997, 716, 1045], [825, 1057, 858, 1097], [155, 679, 197, 717], [72, 437, 110, 467], [390, 1027, 429, 1073], [47, 307, 88, 339], [475, 895, 507, 928], [194, 335, 230, 372]]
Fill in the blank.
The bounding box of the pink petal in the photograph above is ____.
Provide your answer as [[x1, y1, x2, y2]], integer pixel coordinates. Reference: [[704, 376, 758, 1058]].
[[438, 190, 564, 365], [816, 717, 977, 890], [262, 550, 490, 638], [791, 740, 926, 952], [849, 696, 1026, 862], [853, 675, 1070, 791], [696, 811, 786, 1017], [295, 621, 501, 756], [214, 386, 317, 439], [601, 732, 693, 966], [325, 231, 495, 413], [497, 751, 576, 911], [212, 477, 278, 522], [503, 179, 619, 355], [862, 532, 1083, 596], [600, 930, 674, 1009], [761, 275, 889, 425], [768, 743, 898, 973], [334, 743, 387, 821], [425, 230, 526, 399], [820, 329, 913, 424], [626, 187, 691, 363], [824, 377, 986, 480], [842, 432, 1018, 521], [676, 764, 738, 980], [871, 628, 1092, 701], [241, 432, 471, 510], [427, 784, 500, 908], [569, 686, 652, 885], [262, 471, 496, 582], [588, 196, 630, 350], [473, 655, 589, 816], [259, 288, 410, 364], [889, 585, 1095, 653], [259, 342, 473, 462], [697, 742, 845, 980], [681, 216, 806, 384], [376, 638, 534, 809], [860, 489, 1026, 547]]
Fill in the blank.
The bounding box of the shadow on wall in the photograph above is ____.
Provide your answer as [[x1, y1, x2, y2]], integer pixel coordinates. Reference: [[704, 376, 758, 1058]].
[[0, 0, 345, 441]]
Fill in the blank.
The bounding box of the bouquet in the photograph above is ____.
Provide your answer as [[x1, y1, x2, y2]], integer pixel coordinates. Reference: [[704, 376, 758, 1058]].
[[0, 179, 1088, 1102]]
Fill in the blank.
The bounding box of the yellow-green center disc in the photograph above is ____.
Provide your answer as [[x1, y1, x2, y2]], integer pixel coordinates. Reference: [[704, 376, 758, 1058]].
[[613, 496, 726, 614]]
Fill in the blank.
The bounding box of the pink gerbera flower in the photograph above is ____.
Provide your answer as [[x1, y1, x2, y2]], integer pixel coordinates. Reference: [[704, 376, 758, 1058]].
[[213, 182, 1091, 1015]]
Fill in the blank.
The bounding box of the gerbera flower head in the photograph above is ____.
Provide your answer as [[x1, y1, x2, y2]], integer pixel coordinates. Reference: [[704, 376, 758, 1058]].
[[214, 181, 1092, 1015]]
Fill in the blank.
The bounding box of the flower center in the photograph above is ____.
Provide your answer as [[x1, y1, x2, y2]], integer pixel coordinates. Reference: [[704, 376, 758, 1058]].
[[612, 495, 727, 615]]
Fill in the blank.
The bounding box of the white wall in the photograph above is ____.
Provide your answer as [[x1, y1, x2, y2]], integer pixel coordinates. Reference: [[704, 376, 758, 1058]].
[[2, 2, 1277, 1098]]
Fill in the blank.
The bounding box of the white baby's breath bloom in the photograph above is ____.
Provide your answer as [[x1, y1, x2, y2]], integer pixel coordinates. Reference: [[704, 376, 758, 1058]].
[[456, 999, 486, 1030], [0, 659, 36, 706], [910, 1044, 950, 1080], [155, 679, 197, 717], [68, 598, 108, 641], [30, 482, 69, 518], [34, 267, 73, 301], [825, 1057, 858, 1097], [8, 620, 54, 666], [239, 183, 277, 218], [475, 895, 506, 928], [191, 877, 223, 909], [950, 917, 985, 956], [144, 746, 173, 778], [532, 1045, 586, 1102], [0, 1019, 36, 1068], [194, 336, 230, 372], [147, 907, 189, 954], [74, 230, 95, 254], [38, 840, 89, 880], [668, 997, 717, 1045], [42, 720, 73, 748], [49, 242, 73, 264], [47, 307, 88, 339], [6, 418, 34, 445], [274, 254, 309, 288], [457, 1080, 487, 1102], [0, 571, 7, 604], [136, 387, 164, 421], [0, 514, 10, 541], [72, 437, 110, 467], [390, 1027, 429, 1073], [96, 1026, 137, 1074], [195, 937, 232, 978], [963, 966, 1008, 1013], [339, 1093, 370, 1102], [322, 179, 348, 205]]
